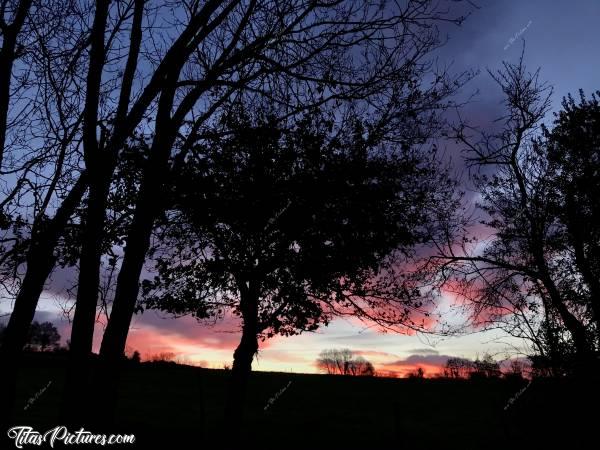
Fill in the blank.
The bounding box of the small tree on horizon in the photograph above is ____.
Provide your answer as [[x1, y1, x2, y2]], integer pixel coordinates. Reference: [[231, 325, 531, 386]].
[[27, 321, 61, 352], [130, 351, 141, 364], [470, 354, 502, 380], [408, 367, 425, 379], [444, 357, 474, 379], [504, 359, 526, 381], [316, 349, 375, 376]]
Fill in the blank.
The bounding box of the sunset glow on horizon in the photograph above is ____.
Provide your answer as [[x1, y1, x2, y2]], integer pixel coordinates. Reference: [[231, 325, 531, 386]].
[[2, 0, 598, 382], [6, 293, 521, 379]]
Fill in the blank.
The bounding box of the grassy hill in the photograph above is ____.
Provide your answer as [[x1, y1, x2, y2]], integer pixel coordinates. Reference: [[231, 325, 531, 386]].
[[6, 352, 597, 449]]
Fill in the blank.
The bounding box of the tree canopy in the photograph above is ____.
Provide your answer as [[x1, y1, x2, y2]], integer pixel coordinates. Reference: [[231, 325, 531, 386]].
[[142, 106, 456, 338]]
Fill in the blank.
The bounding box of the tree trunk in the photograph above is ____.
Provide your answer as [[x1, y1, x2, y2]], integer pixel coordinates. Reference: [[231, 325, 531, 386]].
[[89, 59, 181, 425], [224, 284, 259, 431], [0, 241, 58, 426], [510, 140, 594, 365], [0, 0, 33, 169], [92, 189, 156, 426], [538, 268, 593, 366], [0, 174, 87, 426], [565, 195, 600, 343], [61, 0, 144, 424], [60, 175, 111, 425], [93, 124, 174, 425], [530, 232, 593, 363], [0, 30, 17, 168]]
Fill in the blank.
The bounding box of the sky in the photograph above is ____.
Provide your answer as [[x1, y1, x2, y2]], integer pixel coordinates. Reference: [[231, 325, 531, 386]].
[[2, 0, 600, 378]]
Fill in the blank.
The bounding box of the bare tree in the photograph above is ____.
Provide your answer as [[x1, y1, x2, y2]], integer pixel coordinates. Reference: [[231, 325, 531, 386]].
[[443, 357, 473, 379], [316, 349, 339, 375], [407, 366, 425, 379], [317, 349, 374, 376], [471, 353, 501, 379], [505, 358, 525, 380], [428, 52, 596, 374], [350, 357, 376, 377]]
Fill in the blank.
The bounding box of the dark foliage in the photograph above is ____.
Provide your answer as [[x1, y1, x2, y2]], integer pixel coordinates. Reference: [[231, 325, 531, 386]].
[[26, 321, 61, 352], [142, 108, 449, 338]]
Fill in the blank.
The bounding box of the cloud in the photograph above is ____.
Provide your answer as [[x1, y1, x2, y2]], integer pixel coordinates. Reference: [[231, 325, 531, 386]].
[[353, 349, 400, 359], [125, 311, 252, 359], [380, 353, 453, 377], [405, 348, 440, 356]]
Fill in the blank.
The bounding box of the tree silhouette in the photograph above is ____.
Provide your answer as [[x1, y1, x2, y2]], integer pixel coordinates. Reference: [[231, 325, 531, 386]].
[[129, 350, 141, 364], [89, 0, 470, 427], [316, 349, 374, 376], [26, 321, 61, 352], [505, 359, 525, 381], [408, 367, 425, 379], [470, 354, 501, 380], [142, 105, 455, 426], [430, 53, 598, 374], [444, 357, 474, 379], [544, 90, 600, 345], [0, 0, 473, 427], [351, 358, 375, 377]]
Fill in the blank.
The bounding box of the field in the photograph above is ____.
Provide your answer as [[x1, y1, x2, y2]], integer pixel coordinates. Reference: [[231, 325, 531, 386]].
[[5, 353, 596, 449]]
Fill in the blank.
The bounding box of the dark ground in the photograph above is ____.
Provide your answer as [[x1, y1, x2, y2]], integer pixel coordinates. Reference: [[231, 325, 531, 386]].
[[4, 352, 598, 449]]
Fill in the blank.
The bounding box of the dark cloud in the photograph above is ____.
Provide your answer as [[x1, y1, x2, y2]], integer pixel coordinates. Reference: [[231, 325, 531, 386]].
[[383, 353, 451, 367], [405, 348, 440, 356]]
